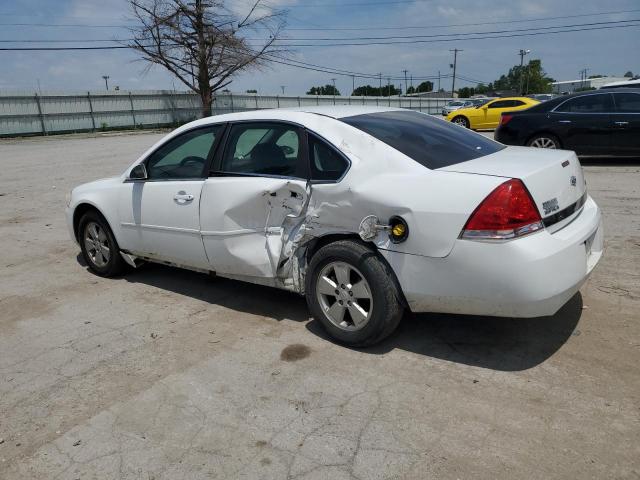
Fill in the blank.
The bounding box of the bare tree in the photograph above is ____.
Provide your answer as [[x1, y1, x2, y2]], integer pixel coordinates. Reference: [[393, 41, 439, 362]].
[[128, 0, 287, 116]]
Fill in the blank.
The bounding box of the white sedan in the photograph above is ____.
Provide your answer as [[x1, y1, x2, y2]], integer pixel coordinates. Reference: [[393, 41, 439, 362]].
[[66, 106, 603, 346]]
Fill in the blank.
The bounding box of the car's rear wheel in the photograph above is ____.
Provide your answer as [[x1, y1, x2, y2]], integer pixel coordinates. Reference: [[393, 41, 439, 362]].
[[306, 240, 404, 347], [79, 211, 126, 277], [451, 116, 470, 128], [527, 134, 560, 149]]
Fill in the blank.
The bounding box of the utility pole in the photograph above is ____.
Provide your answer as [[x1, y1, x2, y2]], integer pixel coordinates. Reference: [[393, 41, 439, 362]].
[[378, 73, 382, 96], [449, 49, 462, 97], [331, 78, 336, 98], [402, 69, 408, 96], [518, 49, 530, 94], [579, 68, 589, 90], [102, 75, 110, 90], [351, 75, 355, 95], [387, 77, 391, 97], [280, 85, 285, 95], [438, 70, 441, 91]]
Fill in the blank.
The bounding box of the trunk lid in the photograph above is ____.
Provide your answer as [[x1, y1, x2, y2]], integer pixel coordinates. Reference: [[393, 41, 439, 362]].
[[439, 146, 586, 225]]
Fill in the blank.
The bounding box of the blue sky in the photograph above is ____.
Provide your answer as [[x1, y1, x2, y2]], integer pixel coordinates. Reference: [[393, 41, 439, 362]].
[[1, 0, 638, 94]]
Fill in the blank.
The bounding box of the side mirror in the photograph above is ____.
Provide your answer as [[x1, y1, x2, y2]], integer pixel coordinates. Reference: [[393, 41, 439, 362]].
[[129, 164, 147, 180], [481, 104, 489, 110]]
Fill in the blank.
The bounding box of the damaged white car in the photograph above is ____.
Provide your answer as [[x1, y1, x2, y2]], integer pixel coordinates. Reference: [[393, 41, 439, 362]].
[[66, 107, 603, 346]]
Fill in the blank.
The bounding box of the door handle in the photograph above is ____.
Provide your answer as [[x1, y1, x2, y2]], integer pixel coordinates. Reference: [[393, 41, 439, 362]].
[[558, 120, 572, 124], [174, 192, 194, 203], [614, 121, 629, 126]]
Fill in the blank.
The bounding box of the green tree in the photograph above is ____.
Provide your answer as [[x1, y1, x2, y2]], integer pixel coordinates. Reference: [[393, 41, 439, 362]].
[[415, 81, 433, 93], [307, 84, 341, 95], [406, 86, 416, 94], [624, 71, 634, 78], [351, 84, 400, 96], [476, 59, 554, 95]]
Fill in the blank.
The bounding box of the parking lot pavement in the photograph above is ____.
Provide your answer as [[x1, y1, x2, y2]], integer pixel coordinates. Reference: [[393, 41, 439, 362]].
[[1, 131, 639, 479]]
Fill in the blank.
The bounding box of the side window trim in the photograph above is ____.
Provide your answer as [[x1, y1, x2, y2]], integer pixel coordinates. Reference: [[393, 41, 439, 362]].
[[210, 120, 309, 180], [129, 124, 226, 182], [306, 130, 352, 184]]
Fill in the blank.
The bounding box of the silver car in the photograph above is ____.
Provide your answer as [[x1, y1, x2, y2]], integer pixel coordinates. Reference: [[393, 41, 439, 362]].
[[441, 100, 473, 116]]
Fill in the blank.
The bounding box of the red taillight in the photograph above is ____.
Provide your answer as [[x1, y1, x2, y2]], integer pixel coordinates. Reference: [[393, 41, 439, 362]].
[[461, 179, 543, 240], [500, 114, 513, 126]]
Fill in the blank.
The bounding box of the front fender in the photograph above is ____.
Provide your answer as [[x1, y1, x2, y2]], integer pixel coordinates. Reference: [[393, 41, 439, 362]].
[[67, 177, 124, 246]]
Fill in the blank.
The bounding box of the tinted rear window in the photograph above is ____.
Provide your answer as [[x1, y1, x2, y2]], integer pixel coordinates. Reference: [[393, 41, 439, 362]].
[[340, 110, 504, 169]]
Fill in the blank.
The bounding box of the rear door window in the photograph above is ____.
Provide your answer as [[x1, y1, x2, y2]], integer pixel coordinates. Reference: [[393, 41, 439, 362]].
[[613, 93, 640, 113], [220, 123, 305, 178], [340, 110, 505, 170], [555, 94, 612, 113]]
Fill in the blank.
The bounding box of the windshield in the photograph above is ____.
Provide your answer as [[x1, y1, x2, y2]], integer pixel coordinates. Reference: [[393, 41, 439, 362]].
[[340, 110, 505, 170]]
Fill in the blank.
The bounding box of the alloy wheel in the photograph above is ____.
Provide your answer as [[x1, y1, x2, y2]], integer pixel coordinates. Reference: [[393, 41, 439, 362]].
[[530, 137, 557, 149], [84, 221, 111, 268], [453, 117, 468, 128], [315, 261, 373, 331]]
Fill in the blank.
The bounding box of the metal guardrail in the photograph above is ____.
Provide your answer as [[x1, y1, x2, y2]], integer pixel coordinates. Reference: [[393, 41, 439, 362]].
[[0, 90, 453, 137]]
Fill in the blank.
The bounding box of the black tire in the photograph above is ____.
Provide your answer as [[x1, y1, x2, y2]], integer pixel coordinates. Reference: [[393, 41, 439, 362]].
[[305, 240, 404, 347], [78, 210, 127, 277], [527, 133, 561, 149], [451, 116, 470, 128]]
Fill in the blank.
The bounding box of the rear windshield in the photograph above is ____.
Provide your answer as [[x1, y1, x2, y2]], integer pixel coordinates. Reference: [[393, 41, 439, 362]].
[[340, 110, 505, 169]]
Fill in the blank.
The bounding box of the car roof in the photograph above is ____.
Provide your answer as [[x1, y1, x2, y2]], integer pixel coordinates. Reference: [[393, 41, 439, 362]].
[[209, 105, 404, 122], [488, 96, 537, 102], [533, 87, 640, 110]]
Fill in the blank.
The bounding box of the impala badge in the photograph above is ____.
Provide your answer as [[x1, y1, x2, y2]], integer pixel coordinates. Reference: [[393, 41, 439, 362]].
[[570, 175, 577, 186], [543, 198, 559, 215]]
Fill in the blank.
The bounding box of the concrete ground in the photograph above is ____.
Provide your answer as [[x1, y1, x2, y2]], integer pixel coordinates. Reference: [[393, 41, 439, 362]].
[[1, 131, 639, 479]]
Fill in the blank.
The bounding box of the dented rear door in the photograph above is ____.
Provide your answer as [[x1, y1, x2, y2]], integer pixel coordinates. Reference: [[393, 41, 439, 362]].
[[200, 177, 308, 277], [200, 121, 310, 278]]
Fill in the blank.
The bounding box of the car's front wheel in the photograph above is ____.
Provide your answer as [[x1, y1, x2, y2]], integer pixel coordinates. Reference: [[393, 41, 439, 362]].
[[451, 116, 470, 128], [306, 240, 404, 347], [78, 211, 126, 277], [527, 134, 561, 149]]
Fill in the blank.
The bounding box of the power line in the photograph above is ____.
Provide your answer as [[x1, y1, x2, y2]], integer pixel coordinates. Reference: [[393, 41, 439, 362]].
[[264, 0, 425, 8], [0, 39, 129, 43], [0, 22, 130, 28], [267, 18, 640, 42], [277, 8, 640, 31], [6, 18, 638, 46], [2, 22, 638, 52], [267, 54, 447, 80], [262, 22, 640, 47], [265, 55, 457, 82], [3, 7, 638, 30]]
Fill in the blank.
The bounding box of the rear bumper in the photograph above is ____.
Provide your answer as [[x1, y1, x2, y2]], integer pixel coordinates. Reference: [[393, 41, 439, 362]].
[[381, 196, 603, 317], [494, 125, 523, 145]]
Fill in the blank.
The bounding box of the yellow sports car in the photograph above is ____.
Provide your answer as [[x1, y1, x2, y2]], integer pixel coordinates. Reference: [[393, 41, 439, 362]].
[[446, 97, 539, 130]]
